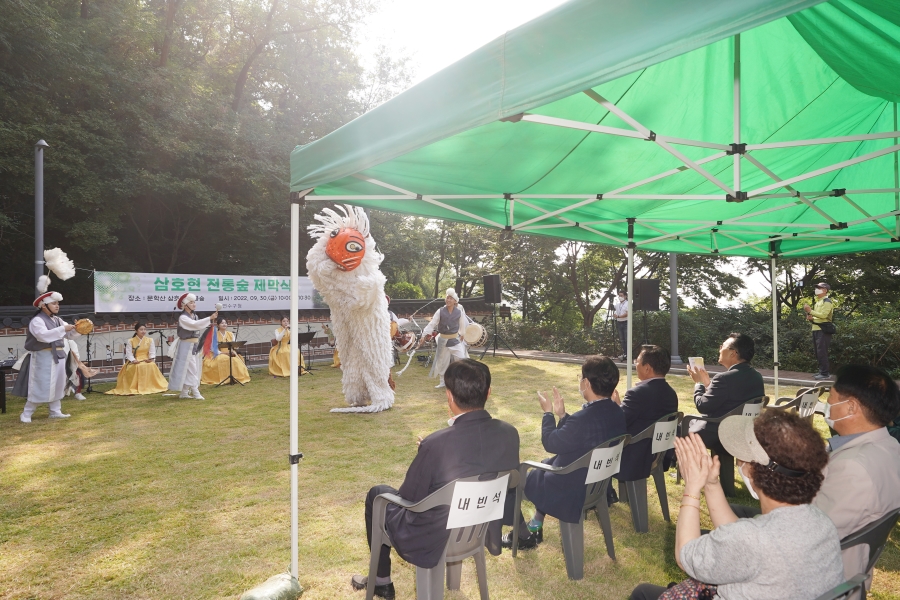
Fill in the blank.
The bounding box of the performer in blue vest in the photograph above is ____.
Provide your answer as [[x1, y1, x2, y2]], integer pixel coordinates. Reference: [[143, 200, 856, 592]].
[[418, 288, 469, 388], [167, 293, 217, 399], [17, 291, 81, 423]]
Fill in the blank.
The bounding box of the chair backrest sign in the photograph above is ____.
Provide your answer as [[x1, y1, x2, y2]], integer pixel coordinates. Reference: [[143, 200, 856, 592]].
[[446, 474, 509, 529], [585, 442, 624, 484], [743, 403, 761, 418], [798, 393, 818, 418], [651, 419, 679, 454]]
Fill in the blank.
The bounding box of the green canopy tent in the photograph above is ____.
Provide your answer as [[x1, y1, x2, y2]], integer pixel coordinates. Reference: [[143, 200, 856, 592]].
[[281, 0, 900, 579]]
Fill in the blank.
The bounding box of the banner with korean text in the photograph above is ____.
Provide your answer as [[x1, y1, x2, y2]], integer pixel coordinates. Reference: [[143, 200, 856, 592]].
[[94, 271, 324, 313]]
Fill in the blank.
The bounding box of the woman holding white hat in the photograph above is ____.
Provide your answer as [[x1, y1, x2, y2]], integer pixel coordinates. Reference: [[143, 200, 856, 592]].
[[630, 410, 843, 599], [418, 288, 468, 388]]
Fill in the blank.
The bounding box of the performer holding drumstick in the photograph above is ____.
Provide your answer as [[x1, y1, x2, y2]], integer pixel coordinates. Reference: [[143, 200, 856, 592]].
[[417, 288, 468, 388]]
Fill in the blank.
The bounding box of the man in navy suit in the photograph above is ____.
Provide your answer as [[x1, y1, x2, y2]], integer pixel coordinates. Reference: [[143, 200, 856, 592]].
[[351, 359, 520, 599], [616, 345, 679, 483], [686, 332, 765, 447], [502, 355, 626, 549]]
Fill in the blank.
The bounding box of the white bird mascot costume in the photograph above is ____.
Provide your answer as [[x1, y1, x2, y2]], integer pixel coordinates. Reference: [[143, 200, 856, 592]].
[[306, 205, 395, 413]]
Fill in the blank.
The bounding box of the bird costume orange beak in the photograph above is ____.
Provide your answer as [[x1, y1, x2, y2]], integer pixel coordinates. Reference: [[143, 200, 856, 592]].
[[325, 228, 366, 271]]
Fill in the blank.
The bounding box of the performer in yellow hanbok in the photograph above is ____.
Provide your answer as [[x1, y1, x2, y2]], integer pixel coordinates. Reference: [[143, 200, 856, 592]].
[[201, 318, 251, 385], [106, 323, 168, 395], [268, 316, 305, 377]]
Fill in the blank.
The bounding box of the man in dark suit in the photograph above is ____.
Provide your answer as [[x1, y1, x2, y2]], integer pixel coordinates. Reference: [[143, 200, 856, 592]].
[[502, 355, 626, 549], [616, 345, 679, 483], [686, 332, 765, 447], [351, 359, 519, 599]]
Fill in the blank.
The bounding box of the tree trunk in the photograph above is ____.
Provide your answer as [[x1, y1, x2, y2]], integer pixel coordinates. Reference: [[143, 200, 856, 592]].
[[158, 0, 182, 68], [232, 0, 279, 112], [433, 223, 447, 297], [80, 0, 89, 19]]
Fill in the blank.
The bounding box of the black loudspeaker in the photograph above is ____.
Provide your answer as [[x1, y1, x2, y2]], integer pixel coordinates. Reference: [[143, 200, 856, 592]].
[[483, 274, 502, 304], [633, 279, 660, 311]]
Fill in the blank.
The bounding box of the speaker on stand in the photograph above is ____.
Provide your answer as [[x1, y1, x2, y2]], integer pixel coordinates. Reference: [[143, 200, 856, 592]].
[[633, 279, 660, 345], [478, 275, 518, 360]]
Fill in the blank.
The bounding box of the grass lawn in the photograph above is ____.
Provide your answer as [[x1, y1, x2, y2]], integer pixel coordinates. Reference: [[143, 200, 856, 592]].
[[1, 357, 898, 599]]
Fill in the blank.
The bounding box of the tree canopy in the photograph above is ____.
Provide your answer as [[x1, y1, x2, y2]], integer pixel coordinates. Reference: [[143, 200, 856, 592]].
[[0, 0, 407, 304]]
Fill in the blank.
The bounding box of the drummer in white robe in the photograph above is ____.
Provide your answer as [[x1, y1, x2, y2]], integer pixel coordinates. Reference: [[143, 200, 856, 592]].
[[417, 287, 469, 388], [18, 291, 80, 423], [166, 293, 217, 400]]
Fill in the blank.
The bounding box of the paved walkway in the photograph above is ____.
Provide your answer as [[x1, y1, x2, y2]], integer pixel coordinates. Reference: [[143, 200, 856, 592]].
[[478, 348, 829, 387]]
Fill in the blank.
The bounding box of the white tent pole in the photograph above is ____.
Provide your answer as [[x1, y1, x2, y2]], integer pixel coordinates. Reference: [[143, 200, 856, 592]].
[[733, 34, 741, 193], [289, 201, 300, 579], [894, 103, 898, 237], [627, 221, 634, 389], [771, 256, 779, 400]]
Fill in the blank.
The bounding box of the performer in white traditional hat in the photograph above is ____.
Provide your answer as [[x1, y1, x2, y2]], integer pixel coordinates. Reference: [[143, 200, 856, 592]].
[[17, 291, 81, 422], [417, 288, 469, 388], [167, 293, 217, 399]]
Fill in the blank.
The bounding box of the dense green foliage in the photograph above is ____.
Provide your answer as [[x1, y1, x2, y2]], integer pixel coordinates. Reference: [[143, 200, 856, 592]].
[[0, 0, 409, 304]]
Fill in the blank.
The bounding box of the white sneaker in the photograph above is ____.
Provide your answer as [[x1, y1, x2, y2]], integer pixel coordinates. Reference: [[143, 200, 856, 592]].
[[20, 414, 31, 423], [75, 393, 87, 401], [435, 383, 446, 389], [49, 413, 71, 419], [191, 387, 205, 400], [179, 385, 192, 399]]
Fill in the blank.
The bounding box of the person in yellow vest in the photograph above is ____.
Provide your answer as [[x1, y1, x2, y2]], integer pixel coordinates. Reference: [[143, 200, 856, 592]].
[[106, 323, 169, 395], [201, 318, 251, 385], [804, 281, 835, 380], [268, 316, 305, 377]]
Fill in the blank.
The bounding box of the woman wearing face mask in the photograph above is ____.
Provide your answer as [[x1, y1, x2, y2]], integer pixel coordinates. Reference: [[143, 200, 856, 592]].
[[630, 410, 843, 600]]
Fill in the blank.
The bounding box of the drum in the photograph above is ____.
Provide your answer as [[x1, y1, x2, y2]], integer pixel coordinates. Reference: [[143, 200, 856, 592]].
[[393, 330, 417, 352], [74, 319, 94, 335], [464, 322, 487, 347]]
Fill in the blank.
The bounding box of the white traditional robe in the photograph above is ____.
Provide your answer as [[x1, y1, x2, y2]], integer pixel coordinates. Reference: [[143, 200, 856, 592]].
[[167, 312, 211, 390], [26, 314, 80, 404]]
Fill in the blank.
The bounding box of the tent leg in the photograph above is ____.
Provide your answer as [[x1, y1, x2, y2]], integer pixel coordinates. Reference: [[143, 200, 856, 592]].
[[894, 103, 898, 237], [669, 252, 681, 364], [733, 34, 741, 192], [771, 257, 778, 400], [290, 202, 300, 579], [627, 248, 633, 388]]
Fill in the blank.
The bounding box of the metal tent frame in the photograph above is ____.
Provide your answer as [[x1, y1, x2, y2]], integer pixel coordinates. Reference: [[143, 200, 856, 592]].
[[283, 0, 900, 582]]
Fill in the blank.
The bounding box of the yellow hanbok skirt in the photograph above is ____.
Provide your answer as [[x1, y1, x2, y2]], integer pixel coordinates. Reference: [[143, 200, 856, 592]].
[[268, 334, 305, 377], [202, 352, 251, 385], [106, 339, 168, 395]]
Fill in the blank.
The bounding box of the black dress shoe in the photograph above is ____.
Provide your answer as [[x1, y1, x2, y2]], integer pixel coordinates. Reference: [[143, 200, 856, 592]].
[[501, 528, 542, 550], [351, 575, 395, 599]]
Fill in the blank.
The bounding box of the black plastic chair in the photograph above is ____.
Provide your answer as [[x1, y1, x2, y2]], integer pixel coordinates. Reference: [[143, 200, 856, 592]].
[[367, 469, 519, 600], [511, 434, 630, 580], [840, 507, 900, 579], [618, 412, 683, 533], [813, 574, 869, 600], [679, 396, 768, 497]]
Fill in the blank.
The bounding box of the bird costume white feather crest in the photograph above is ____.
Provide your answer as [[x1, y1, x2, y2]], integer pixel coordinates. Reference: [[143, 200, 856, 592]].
[[44, 248, 76, 281], [306, 204, 394, 413]]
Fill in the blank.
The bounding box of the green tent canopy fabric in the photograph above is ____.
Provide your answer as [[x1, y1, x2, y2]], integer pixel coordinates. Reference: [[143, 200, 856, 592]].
[[290, 0, 900, 258]]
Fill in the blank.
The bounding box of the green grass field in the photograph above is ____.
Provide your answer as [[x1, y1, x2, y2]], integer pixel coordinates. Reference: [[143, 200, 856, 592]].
[[1, 357, 898, 599]]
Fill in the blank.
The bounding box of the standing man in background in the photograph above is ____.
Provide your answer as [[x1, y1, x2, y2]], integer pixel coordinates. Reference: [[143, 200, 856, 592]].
[[614, 290, 629, 360], [804, 282, 834, 381]]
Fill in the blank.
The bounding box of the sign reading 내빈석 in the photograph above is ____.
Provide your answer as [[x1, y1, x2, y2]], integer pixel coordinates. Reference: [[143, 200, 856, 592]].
[[93, 271, 325, 313]]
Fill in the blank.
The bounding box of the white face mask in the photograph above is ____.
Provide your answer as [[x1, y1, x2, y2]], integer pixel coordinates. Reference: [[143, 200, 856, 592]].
[[815, 288, 826, 296], [824, 399, 851, 429], [739, 463, 759, 500]]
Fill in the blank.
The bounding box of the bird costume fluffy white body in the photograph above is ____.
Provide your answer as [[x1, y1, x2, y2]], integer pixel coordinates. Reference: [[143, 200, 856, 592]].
[[306, 205, 395, 413]]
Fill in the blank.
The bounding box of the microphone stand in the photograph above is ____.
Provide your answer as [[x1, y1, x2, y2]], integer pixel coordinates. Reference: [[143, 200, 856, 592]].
[[84, 331, 95, 393], [148, 330, 168, 375]]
